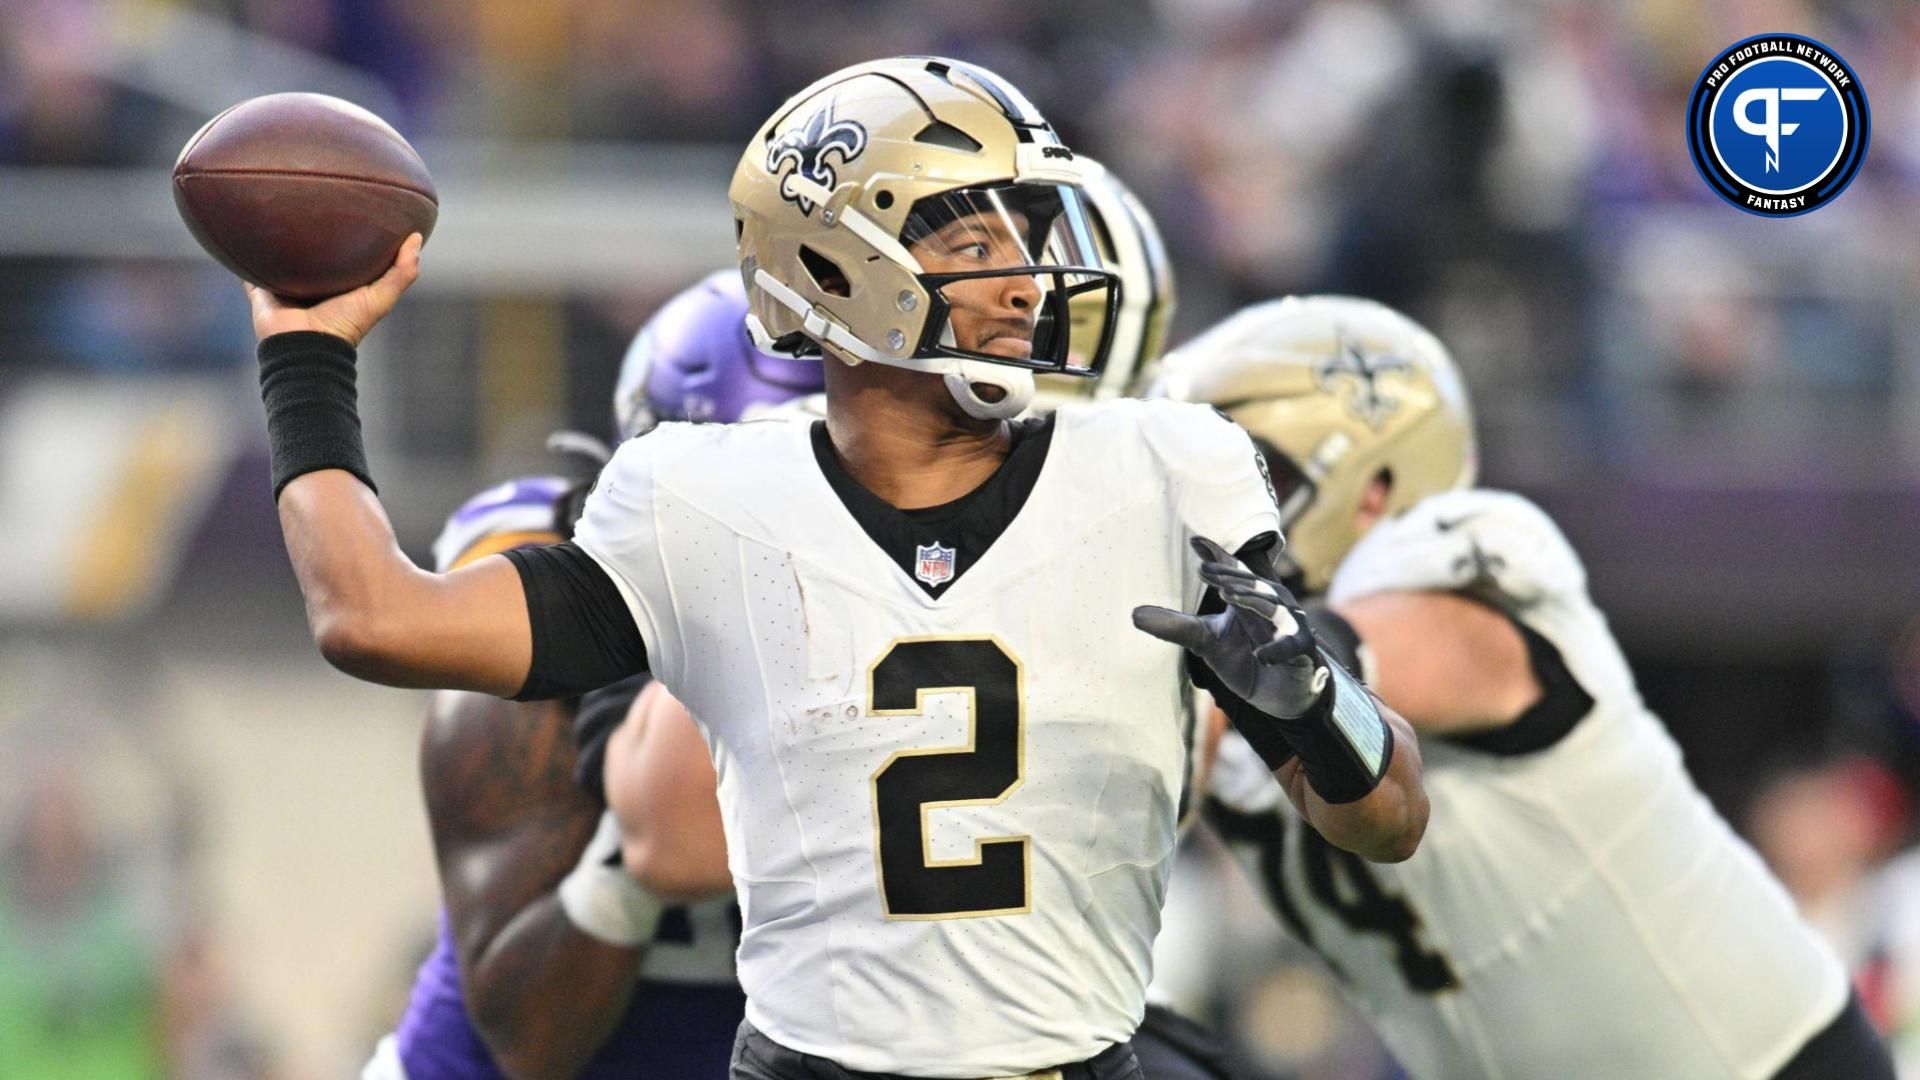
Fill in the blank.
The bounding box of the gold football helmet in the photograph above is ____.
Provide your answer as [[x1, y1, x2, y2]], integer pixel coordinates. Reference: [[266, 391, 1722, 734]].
[[1029, 157, 1175, 411], [1150, 295, 1477, 592], [729, 56, 1120, 420]]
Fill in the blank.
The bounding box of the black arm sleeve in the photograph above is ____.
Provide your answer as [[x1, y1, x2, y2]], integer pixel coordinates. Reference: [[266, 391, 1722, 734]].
[[258, 332, 375, 496], [1445, 603, 1594, 755], [503, 543, 649, 702]]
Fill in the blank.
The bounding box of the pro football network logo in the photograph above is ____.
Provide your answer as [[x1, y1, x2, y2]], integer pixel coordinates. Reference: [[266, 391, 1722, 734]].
[[767, 101, 867, 216], [914, 542, 956, 588], [1686, 33, 1868, 217]]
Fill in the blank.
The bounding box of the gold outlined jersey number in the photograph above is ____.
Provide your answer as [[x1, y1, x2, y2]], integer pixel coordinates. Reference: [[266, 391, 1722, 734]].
[[869, 637, 1029, 920]]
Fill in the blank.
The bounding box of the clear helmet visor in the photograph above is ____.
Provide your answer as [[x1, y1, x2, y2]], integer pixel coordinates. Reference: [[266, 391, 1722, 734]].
[[900, 181, 1119, 378]]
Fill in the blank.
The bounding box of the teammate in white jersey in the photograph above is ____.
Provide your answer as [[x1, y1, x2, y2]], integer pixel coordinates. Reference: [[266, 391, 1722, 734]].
[[230, 58, 1429, 1078], [1153, 295, 1895, 1079]]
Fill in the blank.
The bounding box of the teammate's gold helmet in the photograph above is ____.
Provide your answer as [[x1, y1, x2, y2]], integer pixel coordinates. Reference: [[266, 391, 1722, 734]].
[[730, 57, 1121, 420], [1029, 157, 1175, 411], [1149, 295, 1477, 593]]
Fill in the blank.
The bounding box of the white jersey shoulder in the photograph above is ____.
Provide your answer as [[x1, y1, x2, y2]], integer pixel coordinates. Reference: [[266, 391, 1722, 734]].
[[1331, 488, 1638, 730], [1329, 488, 1583, 608], [573, 404, 1274, 1075], [1061, 397, 1283, 549], [571, 420, 798, 687], [1207, 488, 1848, 1080]]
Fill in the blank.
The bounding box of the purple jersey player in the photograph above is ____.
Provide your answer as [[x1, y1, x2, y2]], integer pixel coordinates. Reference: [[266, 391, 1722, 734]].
[[363, 271, 822, 1080], [613, 270, 825, 442]]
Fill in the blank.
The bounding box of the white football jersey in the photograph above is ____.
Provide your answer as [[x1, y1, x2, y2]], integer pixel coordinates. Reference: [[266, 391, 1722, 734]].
[[574, 399, 1279, 1076], [1209, 488, 1849, 1080]]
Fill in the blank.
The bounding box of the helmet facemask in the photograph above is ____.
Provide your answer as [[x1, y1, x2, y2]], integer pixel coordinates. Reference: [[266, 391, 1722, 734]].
[[899, 180, 1118, 380]]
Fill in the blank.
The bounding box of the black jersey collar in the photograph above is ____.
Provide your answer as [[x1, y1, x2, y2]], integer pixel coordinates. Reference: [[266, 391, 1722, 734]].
[[810, 415, 1057, 599]]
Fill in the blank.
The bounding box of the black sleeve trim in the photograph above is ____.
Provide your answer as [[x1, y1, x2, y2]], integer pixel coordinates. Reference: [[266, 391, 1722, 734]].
[[504, 543, 649, 702], [1445, 606, 1594, 756], [1773, 994, 1897, 1080]]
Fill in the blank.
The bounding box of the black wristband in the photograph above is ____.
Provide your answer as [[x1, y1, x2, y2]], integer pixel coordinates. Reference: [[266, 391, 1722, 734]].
[[1275, 657, 1393, 803], [258, 331, 374, 497], [1215, 650, 1391, 804]]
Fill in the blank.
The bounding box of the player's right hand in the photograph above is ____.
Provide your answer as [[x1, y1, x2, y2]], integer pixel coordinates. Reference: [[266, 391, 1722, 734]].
[[246, 232, 423, 346]]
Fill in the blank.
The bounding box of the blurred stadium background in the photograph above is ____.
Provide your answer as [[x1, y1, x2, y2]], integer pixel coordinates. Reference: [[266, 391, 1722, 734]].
[[2, 0, 1918, 1076]]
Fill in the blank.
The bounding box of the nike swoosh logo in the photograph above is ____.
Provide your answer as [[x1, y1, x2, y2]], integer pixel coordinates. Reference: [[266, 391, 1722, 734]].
[[1435, 512, 1485, 533]]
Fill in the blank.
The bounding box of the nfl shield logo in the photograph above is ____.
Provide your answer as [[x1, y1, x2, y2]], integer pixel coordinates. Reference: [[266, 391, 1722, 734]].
[[914, 542, 956, 588]]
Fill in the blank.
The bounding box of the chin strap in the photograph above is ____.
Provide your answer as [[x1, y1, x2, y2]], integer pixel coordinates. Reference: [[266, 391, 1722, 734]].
[[945, 363, 1034, 420]]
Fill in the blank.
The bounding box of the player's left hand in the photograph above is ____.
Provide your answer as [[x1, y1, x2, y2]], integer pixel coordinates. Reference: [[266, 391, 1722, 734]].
[[246, 232, 423, 346], [1133, 536, 1330, 719]]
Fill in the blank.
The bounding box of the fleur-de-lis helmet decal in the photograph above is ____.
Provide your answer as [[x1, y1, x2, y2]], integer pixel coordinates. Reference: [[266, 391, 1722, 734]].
[[1315, 328, 1411, 429], [766, 99, 868, 216]]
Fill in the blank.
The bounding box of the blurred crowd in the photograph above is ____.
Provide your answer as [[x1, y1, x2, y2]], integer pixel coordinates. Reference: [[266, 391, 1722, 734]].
[[0, 742, 276, 1079], [7, 0, 1920, 410], [4, 0, 1920, 1076]]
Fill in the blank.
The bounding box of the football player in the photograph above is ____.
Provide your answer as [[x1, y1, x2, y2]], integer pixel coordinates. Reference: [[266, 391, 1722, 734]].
[[240, 57, 1428, 1078], [361, 271, 821, 1080], [605, 157, 1246, 1080], [1153, 295, 1895, 1079]]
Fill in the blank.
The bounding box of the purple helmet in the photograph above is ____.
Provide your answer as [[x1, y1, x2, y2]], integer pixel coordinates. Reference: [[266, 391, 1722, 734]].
[[614, 270, 825, 441]]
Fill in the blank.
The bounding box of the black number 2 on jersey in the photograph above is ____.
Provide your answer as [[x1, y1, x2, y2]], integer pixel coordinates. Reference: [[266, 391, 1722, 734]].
[[868, 637, 1030, 920]]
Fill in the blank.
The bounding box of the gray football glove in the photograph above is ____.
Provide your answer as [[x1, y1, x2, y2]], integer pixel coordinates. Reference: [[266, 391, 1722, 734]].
[[1132, 536, 1330, 720]]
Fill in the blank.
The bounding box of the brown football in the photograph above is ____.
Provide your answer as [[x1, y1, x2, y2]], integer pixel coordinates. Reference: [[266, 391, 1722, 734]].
[[173, 93, 437, 301]]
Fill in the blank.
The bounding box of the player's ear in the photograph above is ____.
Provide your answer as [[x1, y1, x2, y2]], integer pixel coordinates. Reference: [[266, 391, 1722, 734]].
[[1356, 468, 1394, 531]]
